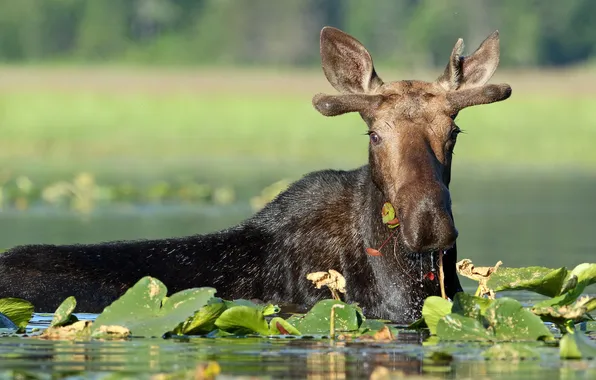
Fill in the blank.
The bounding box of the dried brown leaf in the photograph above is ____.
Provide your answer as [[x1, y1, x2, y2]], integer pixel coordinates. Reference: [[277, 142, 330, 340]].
[[457, 259, 503, 299], [38, 320, 92, 340], [306, 269, 346, 300]]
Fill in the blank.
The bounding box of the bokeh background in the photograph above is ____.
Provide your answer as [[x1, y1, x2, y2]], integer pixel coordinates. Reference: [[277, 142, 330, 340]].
[[0, 0, 595, 286]]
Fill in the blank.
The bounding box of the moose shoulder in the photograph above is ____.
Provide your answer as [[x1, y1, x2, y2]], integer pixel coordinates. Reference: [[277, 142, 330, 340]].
[[0, 27, 511, 323]]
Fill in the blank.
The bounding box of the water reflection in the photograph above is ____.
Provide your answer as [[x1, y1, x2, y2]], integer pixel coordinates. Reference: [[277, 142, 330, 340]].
[[1, 333, 594, 379]]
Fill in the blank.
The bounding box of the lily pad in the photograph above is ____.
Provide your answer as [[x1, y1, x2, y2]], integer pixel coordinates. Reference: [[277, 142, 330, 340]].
[[175, 298, 227, 335], [487, 266, 568, 298], [92, 276, 216, 337], [482, 343, 541, 360], [222, 299, 280, 316], [214, 305, 270, 335], [560, 331, 596, 360], [534, 264, 596, 309], [421, 296, 452, 335], [532, 296, 596, 326], [269, 317, 301, 335], [50, 296, 78, 327], [436, 314, 492, 341], [451, 292, 493, 320], [485, 298, 554, 341], [290, 300, 363, 335], [0, 298, 34, 331], [39, 320, 92, 341]]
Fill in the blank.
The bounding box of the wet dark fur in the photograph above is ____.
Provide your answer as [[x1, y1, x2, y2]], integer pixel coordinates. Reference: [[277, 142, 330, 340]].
[[0, 166, 462, 323]]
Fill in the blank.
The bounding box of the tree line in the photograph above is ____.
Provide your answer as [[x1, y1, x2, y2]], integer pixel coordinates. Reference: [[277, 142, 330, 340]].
[[0, 0, 594, 68]]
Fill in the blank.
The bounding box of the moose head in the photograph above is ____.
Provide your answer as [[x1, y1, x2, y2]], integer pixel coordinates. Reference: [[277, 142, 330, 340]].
[[313, 27, 511, 255]]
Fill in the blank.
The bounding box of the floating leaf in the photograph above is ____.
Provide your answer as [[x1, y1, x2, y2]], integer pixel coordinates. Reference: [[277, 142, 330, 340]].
[[92, 277, 215, 337], [222, 299, 279, 315], [560, 331, 596, 360], [482, 343, 541, 360], [532, 296, 596, 326], [534, 263, 596, 310], [456, 259, 502, 298], [291, 300, 362, 335], [269, 317, 301, 335], [90, 325, 131, 340], [421, 296, 452, 335], [487, 266, 568, 297], [560, 333, 581, 360], [306, 270, 346, 300], [214, 306, 270, 335], [451, 292, 492, 321], [436, 314, 492, 341], [0, 298, 34, 331], [485, 298, 554, 341], [39, 320, 92, 341], [50, 296, 78, 328], [175, 298, 227, 335]]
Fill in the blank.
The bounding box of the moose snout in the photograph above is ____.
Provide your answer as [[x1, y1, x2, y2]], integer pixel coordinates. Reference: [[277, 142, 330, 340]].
[[396, 184, 458, 253]]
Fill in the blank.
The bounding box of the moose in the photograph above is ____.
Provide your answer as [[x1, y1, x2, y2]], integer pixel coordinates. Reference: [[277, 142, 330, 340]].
[[0, 27, 511, 323]]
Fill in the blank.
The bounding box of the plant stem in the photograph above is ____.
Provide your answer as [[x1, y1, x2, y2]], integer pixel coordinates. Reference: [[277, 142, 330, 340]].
[[438, 251, 446, 299], [329, 304, 345, 339]]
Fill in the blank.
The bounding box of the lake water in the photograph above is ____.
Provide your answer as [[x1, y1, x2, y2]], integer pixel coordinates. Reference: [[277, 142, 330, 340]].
[[0, 309, 589, 380]]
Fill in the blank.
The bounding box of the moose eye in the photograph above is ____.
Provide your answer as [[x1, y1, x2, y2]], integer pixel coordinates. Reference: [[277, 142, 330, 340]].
[[450, 127, 461, 140], [369, 131, 381, 145]]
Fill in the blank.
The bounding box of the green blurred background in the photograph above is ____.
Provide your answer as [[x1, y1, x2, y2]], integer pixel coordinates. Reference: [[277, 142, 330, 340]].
[[0, 0, 595, 283]]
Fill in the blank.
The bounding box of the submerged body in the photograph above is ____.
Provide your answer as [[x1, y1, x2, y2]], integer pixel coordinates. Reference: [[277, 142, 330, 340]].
[[0, 166, 461, 322]]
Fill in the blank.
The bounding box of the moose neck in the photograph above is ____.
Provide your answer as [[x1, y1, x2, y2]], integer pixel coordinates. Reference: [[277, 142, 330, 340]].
[[356, 165, 445, 321]]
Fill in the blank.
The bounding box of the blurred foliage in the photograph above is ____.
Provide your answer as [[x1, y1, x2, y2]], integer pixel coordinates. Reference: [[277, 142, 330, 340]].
[[0, 172, 277, 214], [0, 0, 595, 67]]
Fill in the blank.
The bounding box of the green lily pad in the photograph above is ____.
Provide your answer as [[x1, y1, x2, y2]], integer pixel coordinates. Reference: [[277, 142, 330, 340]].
[[175, 298, 226, 335], [560, 331, 596, 360], [534, 264, 596, 310], [269, 317, 301, 335], [485, 298, 554, 341], [451, 292, 493, 320], [0, 298, 34, 331], [436, 313, 492, 341], [91, 276, 216, 337], [566, 263, 596, 289], [482, 343, 541, 360], [214, 305, 270, 335], [560, 333, 582, 360], [487, 266, 568, 297], [50, 296, 78, 327], [421, 296, 452, 335], [533, 296, 596, 326], [290, 300, 362, 335], [223, 299, 280, 315]]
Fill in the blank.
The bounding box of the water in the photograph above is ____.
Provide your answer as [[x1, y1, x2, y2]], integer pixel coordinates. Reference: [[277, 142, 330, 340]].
[[0, 313, 592, 379], [0, 315, 586, 380]]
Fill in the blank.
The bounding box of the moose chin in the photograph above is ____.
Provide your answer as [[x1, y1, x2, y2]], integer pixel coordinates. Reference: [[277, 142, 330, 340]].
[[0, 27, 511, 323]]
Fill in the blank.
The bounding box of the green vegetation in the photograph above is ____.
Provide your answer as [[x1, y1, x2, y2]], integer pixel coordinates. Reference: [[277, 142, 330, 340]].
[[1, 70, 595, 184], [0, 1, 595, 68]]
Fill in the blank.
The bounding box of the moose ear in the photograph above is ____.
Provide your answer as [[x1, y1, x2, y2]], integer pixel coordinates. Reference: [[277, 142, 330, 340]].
[[437, 31, 500, 91], [320, 26, 383, 94]]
